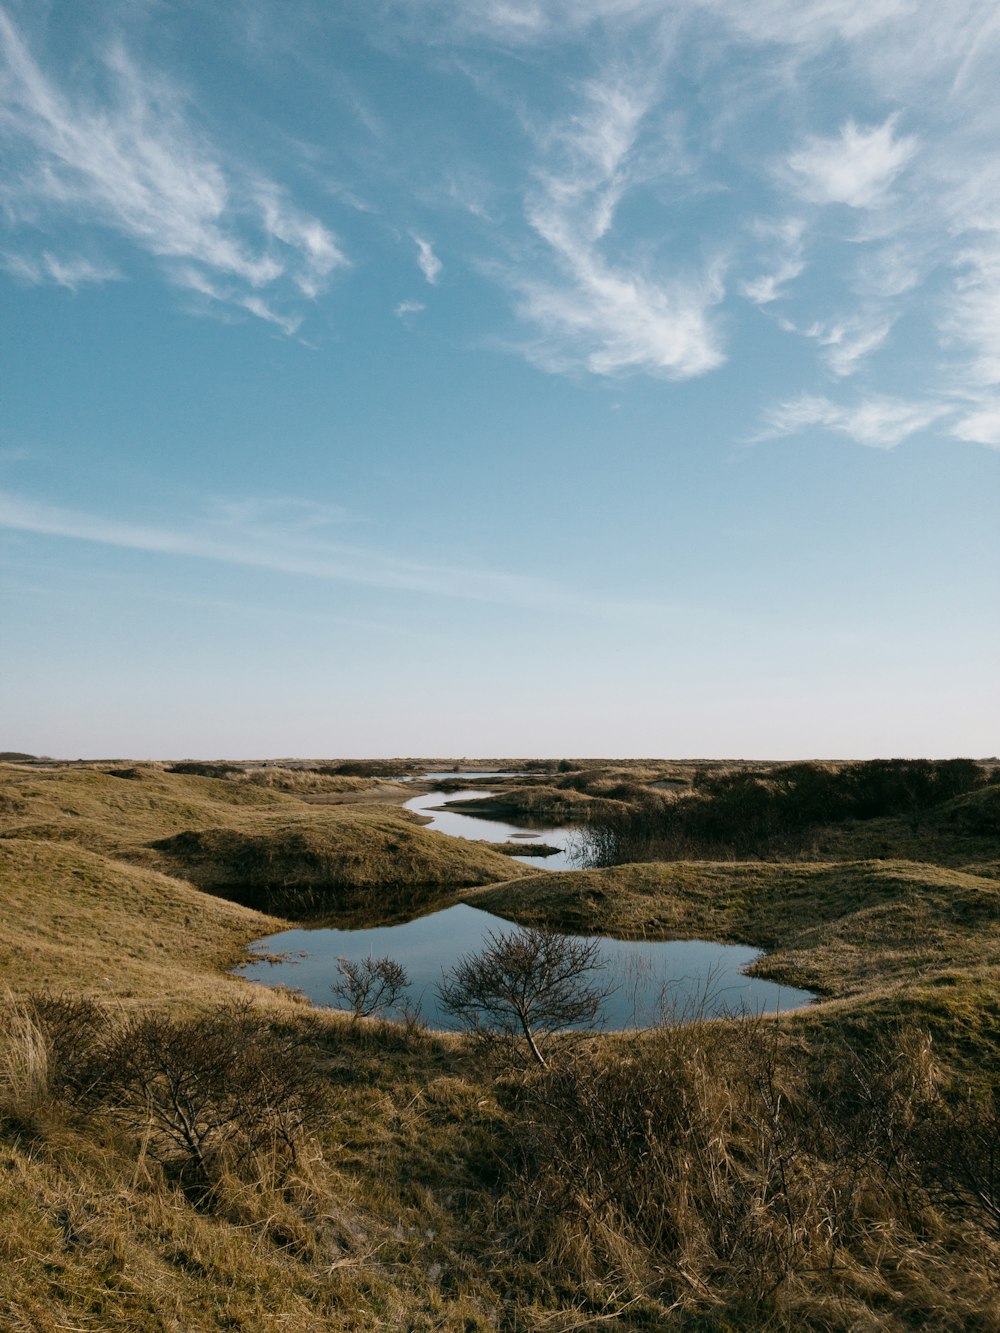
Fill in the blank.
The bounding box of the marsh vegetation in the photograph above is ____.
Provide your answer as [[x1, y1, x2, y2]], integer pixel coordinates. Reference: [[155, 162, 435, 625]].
[[1, 755, 997, 1329]]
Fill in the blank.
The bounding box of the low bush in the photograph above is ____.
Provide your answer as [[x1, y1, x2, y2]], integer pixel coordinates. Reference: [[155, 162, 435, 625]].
[[18, 996, 329, 1183], [498, 1017, 1000, 1325], [166, 761, 245, 778], [92, 1002, 328, 1177], [438, 927, 612, 1069], [326, 760, 421, 778], [331, 954, 410, 1021]]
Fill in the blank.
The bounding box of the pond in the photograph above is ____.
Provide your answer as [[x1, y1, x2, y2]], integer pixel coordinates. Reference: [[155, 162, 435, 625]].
[[405, 788, 585, 871], [240, 902, 814, 1031]]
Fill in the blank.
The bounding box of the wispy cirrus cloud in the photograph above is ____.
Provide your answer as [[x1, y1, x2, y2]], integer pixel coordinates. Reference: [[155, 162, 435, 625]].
[[0, 486, 649, 616], [741, 218, 806, 305], [0, 9, 346, 329], [509, 70, 726, 378], [8, 0, 1000, 433], [783, 115, 918, 210], [413, 234, 442, 283], [758, 393, 950, 448], [789, 314, 896, 378], [2, 249, 121, 289], [253, 0, 1000, 416], [950, 399, 1000, 449], [942, 238, 1000, 388]]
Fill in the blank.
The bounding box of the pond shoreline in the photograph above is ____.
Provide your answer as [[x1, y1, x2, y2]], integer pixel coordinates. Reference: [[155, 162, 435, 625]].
[[239, 900, 816, 1030]]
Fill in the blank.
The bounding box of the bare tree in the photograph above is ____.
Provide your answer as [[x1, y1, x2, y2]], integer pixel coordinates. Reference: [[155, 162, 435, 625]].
[[87, 1000, 327, 1177], [331, 954, 410, 1021], [436, 927, 611, 1068]]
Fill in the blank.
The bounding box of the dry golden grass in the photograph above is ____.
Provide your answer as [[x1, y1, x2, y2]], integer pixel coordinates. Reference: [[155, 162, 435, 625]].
[[468, 857, 1000, 998], [0, 838, 281, 1003], [2, 760, 999, 1330]]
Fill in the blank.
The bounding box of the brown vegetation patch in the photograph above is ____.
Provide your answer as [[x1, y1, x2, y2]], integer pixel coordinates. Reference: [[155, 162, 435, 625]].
[[149, 806, 533, 917], [469, 858, 1000, 1002]]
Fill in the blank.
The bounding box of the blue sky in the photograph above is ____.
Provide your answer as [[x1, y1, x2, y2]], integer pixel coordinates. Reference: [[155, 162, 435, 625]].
[[1, 0, 997, 758]]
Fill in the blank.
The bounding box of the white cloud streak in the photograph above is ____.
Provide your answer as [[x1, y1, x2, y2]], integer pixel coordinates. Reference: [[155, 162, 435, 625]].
[[741, 218, 806, 305], [943, 239, 1000, 388], [0, 10, 347, 328], [798, 314, 895, 377], [759, 393, 950, 448], [950, 400, 1000, 449], [511, 72, 725, 378], [413, 234, 442, 283], [2, 249, 121, 289], [0, 487, 643, 616]]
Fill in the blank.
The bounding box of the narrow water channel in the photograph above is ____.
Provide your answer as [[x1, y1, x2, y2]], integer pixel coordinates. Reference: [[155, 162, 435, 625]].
[[405, 787, 585, 871]]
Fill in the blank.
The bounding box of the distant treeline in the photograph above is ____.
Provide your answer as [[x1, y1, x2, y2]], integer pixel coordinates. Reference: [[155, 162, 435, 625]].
[[587, 759, 991, 863], [167, 759, 423, 779]]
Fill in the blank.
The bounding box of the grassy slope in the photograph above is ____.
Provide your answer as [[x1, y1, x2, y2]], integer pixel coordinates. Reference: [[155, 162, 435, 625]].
[[2, 762, 999, 1330], [469, 856, 1000, 1079], [0, 838, 282, 1003], [0, 765, 537, 1330]]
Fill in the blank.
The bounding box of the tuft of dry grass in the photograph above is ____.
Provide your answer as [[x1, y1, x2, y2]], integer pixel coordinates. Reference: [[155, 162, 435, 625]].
[[0, 996, 50, 1128]]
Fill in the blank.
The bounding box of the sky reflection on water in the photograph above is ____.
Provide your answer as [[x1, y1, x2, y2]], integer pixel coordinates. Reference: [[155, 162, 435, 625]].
[[405, 788, 585, 871], [241, 903, 813, 1030]]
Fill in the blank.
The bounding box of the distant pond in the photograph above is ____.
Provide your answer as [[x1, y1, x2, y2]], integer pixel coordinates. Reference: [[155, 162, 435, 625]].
[[405, 787, 585, 871], [240, 903, 814, 1031]]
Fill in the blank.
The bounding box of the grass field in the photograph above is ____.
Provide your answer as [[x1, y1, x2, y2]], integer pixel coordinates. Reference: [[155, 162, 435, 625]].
[[2, 758, 998, 1330]]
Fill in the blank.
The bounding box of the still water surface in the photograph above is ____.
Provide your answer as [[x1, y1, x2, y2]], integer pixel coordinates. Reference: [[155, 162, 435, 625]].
[[405, 788, 584, 871], [241, 903, 813, 1030]]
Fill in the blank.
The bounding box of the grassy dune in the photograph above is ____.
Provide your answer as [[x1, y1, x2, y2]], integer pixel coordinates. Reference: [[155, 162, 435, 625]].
[[1, 763, 530, 927], [810, 782, 1000, 873], [2, 760, 999, 1330], [0, 838, 281, 1003], [149, 807, 532, 903], [468, 857, 1000, 994]]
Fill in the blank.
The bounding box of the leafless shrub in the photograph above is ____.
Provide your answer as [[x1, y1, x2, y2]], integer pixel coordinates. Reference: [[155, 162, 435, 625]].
[[78, 1000, 328, 1179], [919, 1082, 1000, 1238], [437, 926, 612, 1069], [331, 954, 410, 1021]]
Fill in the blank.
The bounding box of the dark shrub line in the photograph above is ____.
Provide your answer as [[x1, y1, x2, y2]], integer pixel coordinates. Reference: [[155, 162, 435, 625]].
[[586, 759, 989, 864]]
